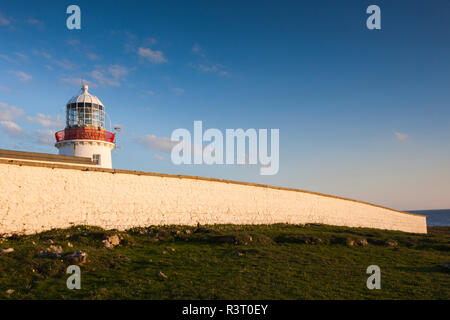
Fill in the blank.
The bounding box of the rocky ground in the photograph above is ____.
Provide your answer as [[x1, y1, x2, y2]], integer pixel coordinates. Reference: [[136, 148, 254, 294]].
[[0, 224, 448, 299]]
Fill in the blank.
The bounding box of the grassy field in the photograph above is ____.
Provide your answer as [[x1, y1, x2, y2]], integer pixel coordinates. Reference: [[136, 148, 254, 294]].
[[0, 223, 448, 300]]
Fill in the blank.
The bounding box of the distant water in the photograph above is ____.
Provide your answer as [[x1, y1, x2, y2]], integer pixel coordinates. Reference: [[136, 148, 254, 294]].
[[407, 209, 450, 226]]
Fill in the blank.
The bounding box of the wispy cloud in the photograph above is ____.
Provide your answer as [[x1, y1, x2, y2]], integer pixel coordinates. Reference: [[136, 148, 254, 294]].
[[144, 37, 157, 45], [9, 70, 32, 82], [60, 77, 93, 88], [32, 49, 75, 70], [90, 64, 130, 87], [137, 134, 178, 153], [0, 120, 24, 136], [0, 85, 11, 93], [66, 38, 80, 46], [394, 132, 408, 141], [87, 53, 100, 61], [0, 12, 11, 26], [153, 153, 166, 161], [191, 44, 205, 57], [32, 49, 52, 60], [189, 44, 231, 77], [28, 18, 45, 29], [0, 102, 24, 120], [33, 129, 55, 145], [0, 52, 29, 64], [138, 47, 167, 64], [171, 88, 184, 95], [54, 58, 75, 70], [26, 113, 64, 128]]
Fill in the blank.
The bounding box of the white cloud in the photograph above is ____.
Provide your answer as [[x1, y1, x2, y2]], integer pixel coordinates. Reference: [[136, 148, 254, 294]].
[[0, 54, 15, 63], [32, 49, 52, 60], [137, 134, 178, 153], [0, 13, 11, 26], [0, 85, 10, 93], [66, 38, 80, 46], [190, 63, 231, 77], [0, 102, 24, 120], [33, 129, 55, 145], [0, 52, 28, 64], [144, 37, 157, 45], [394, 132, 408, 141], [60, 77, 95, 88], [32, 49, 74, 70], [108, 64, 129, 79], [87, 53, 100, 60], [153, 153, 166, 161], [191, 44, 202, 53], [28, 18, 44, 28], [9, 70, 32, 82], [0, 120, 24, 136], [90, 64, 130, 87], [138, 47, 167, 64], [26, 113, 64, 128], [171, 88, 184, 95], [91, 70, 119, 87], [54, 59, 75, 70]]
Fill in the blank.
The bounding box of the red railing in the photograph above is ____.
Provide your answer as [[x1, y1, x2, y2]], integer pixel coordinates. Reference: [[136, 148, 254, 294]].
[[55, 128, 115, 143]]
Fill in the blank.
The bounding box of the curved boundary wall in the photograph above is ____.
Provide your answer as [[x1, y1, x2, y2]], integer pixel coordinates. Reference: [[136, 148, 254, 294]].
[[0, 160, 427, 235]]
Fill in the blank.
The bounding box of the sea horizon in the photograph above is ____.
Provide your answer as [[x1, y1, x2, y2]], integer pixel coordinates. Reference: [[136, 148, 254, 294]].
[[406, 209, 450, 226]]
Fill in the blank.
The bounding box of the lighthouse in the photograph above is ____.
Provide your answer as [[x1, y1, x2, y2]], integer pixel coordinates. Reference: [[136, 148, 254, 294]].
[[55, 85, 116, 168]]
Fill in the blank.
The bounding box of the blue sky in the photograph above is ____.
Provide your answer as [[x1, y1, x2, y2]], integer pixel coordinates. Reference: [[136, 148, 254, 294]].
[[0, 0, 449, 210]]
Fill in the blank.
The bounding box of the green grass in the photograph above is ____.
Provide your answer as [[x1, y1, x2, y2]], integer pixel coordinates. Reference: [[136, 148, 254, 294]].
[[0, 224, 448, 299]]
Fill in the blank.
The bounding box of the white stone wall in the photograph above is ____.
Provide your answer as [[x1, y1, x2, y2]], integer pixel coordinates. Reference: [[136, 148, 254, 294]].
[[0, 162, 427, 235]]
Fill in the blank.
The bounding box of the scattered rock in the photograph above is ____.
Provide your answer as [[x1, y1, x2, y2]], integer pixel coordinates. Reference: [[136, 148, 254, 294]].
[[185, 229, 192, 234], [357, 239, 369, 246], [194, 227, 216, 234], [46, 239, 54, 244], [103, 235, 121, 249], [386, 240, 398, 247], [66, 234, 71, 239], [65, 250, 88, 265], [209, 235, 238, 244], [157, 271, 168, 279], [234, 251, 244, 257], [6, 289, 14, 295], [49, 245, 63, 253], [162, 250, 167, 255], [38, 245, 63, 257], [67, 242, 73, 248], [118, 254, 131, 262], [346, 239, 356, 246], [0, 248, 14, 254], [156, 230, 170, 239]]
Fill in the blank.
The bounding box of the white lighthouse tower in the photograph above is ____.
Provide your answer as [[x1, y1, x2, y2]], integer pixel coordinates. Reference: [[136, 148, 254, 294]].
[[55, 85, 116, 168]]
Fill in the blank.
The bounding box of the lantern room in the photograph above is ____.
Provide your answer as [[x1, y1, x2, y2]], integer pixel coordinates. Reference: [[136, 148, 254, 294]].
[[55, 85, 116, 168], [66, 85, 105, 128]]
